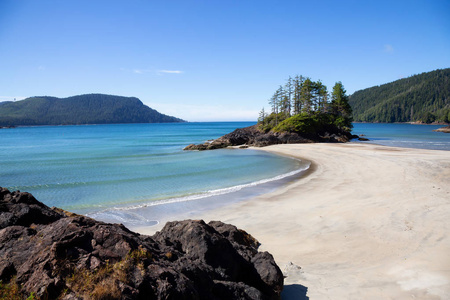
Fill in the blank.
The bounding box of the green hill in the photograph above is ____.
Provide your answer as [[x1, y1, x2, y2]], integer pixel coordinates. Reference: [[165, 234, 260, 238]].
[[0, 94, 185, 126], [349, 68, 450, 123]]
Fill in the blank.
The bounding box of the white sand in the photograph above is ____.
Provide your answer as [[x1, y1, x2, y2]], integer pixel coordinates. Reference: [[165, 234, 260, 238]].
[[138, 143, 450, 300]]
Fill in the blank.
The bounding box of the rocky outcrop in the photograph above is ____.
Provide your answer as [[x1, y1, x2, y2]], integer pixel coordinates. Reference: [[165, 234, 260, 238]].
[[433, 125, 450, 133], [0, 187, 283, 299], [184, 125, 358, 150]]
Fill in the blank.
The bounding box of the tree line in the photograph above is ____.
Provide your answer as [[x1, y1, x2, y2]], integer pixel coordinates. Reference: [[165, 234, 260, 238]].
[[258, 76, 353, 133]]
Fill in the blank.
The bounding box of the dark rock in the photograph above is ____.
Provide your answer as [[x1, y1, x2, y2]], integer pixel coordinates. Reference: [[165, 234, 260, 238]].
[[0, 187, 283, 299], [184, 124, 355, 150]]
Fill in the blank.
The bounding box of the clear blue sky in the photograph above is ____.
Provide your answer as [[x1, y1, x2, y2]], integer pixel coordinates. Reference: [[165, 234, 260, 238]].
[[1, 0, 449, 121]]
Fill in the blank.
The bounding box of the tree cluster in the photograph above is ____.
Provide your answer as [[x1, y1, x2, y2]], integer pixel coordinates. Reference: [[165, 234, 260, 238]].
[[349, 68, 450, 123], [258, 76, 352, 133]]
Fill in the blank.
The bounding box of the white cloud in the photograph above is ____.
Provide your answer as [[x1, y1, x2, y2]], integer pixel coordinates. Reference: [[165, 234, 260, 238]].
[[384, 44, 394, 53], [157, 70, 183, 74], [121, 68, 184, 75], [132, 69, 152, 74]]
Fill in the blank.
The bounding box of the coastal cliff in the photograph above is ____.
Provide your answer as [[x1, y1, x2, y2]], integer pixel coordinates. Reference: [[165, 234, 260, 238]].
[[0, 187, 283, 299], [184, 124, 357, 150]]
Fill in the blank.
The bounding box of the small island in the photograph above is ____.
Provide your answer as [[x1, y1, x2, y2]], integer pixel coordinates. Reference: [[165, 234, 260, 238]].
[[186, 76, 357, 150]]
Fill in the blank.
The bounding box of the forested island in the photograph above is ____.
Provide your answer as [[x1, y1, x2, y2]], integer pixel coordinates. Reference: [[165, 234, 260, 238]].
[[0, 94, 184, 126], [349, 68, 450, 123], [258, 76, 353, 133], [185, 76, 356, 150]]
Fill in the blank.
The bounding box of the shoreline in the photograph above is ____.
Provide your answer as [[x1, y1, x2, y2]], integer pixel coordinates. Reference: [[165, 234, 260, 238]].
[[137, 143, 450, 299], [118, 156, 311, 232]]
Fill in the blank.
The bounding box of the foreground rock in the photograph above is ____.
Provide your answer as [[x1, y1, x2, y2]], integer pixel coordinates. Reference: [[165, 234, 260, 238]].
[[184, 125, 358, 150], [433, 125, 450, 133], [0, 187, 283, 299]]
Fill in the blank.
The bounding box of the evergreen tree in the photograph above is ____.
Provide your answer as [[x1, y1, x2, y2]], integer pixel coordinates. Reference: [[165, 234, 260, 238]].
[[293, 75, 304, 114], [315, 80, 328, 113], [269, 90, 280, 125], [277, 86, 289, 118], [300, 78, 314, 114], [284, 76, 293, 117], [258, 107, 267, 124], [330, 82, 353, 130]]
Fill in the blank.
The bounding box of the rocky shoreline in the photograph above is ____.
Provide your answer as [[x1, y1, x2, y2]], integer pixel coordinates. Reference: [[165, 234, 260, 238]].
[[184, 124, 361, 151], [433, 125, 450, 133], [0, 187, 283, 299]]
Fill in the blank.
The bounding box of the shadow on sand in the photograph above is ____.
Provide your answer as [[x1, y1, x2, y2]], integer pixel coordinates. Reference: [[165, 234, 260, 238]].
[[281, 284, 309, 300]]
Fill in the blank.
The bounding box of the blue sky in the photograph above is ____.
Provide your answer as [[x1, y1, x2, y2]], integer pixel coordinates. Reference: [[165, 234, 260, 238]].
[[0, 0, 449, 121]]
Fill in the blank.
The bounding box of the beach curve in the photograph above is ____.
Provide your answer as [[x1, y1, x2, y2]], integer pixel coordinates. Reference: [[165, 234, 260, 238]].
[[137, 143, 450, 300]]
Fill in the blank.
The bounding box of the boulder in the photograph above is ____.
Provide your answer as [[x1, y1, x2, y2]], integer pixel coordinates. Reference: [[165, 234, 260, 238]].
[[0, 187, 283, 299]]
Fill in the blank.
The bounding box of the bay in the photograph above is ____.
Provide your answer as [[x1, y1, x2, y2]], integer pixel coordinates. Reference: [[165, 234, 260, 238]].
[[2, 121, 448, 229], [0, 122, 305, 221]]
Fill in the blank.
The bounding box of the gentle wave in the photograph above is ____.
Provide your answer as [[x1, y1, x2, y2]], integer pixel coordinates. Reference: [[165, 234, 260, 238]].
[[87, 160, 310, 219]]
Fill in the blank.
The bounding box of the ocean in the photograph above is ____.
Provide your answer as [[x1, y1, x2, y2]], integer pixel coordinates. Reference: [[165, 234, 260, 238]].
[[352, 123, 450, 150], [1, 122, 448, 229], [0, 122, 308, 228]]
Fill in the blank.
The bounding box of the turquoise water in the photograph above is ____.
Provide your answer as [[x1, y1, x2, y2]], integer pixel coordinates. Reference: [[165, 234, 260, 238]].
[[2, 122, 448, 228], [0, 123, 306, 223], [352, 123, 450, 150]]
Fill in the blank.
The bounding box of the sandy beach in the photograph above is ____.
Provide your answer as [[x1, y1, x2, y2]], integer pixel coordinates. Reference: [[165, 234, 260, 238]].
[[138, 143, 450, 300]]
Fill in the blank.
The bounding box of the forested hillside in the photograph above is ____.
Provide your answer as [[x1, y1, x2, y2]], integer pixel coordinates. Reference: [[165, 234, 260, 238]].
[[0, 94, 185, 126], [349, 68, 450, 123]]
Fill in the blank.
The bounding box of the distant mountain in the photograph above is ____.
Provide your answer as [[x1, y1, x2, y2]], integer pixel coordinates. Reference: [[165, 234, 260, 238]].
[[0, 94, 185, 126], [349, 68, 450, 123]]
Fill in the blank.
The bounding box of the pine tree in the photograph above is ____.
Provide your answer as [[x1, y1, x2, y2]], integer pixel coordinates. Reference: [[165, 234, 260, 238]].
[[284, 76, 293, 117], [258, 107, 267, 124], [269, 90, 280, 126], [314, 80, 327, 113], [300, 78, 314, 114], [293, 75, 304, 114], [330, 82, 352, 129]]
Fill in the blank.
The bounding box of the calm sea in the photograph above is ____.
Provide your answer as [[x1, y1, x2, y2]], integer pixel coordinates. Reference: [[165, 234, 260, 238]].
[[1, 122, 448, 229], [0, 122, 308, 227], [352, 123, 450, 150]]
